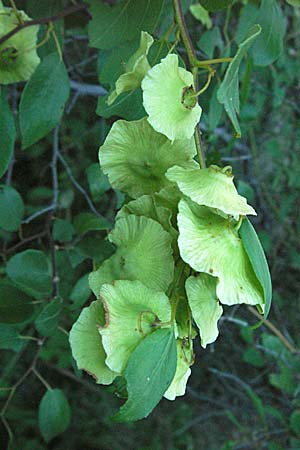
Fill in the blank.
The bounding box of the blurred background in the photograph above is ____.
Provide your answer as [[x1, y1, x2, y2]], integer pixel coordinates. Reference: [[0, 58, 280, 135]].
[[0, 1, 300, 449]]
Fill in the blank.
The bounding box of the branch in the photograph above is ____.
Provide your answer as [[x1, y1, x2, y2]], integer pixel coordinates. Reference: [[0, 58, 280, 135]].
[[0, 3, 88, 46], [70, 80, 107, 97]]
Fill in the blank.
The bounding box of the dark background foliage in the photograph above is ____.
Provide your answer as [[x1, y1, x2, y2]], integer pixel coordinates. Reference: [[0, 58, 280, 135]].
[[0, 1, 300, 449]]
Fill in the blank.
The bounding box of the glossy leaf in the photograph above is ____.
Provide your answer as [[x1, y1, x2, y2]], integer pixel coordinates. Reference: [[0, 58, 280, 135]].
[[88, 0, 163, 50], [0, 185, 24, 232], [217, 25, 261, 137], [6, 250, 52, 300], [19, 53, 70, 149], [113, 328, 177, 422], [0, 279, 34, 324], [38, 388, 71, 442], [239, 217, 272, 318], [0, 95, 15, 178]]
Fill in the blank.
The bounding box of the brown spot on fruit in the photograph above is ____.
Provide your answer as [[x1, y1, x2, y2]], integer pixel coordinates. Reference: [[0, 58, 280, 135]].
[[209, 268, 214, 274]]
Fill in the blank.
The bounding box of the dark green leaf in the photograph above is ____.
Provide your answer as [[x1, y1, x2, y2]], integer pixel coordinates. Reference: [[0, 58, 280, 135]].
[[252, 0, 285, 66], [38, 388, 71, 442], [0, 185, 24, 232], [53, 218, 74, 242], [7, 250, 52, 300], [0, 95, 16, 178], [217, 25, 261, 137], [98, 40, 139, 87], [19, 53, 70, 149], [236, 0, 286, 67], [86, 164, 110, 202], [96, 89, 145, 121], [290, 410, 300, 435], [0, 279, 34, 324], [199, 0, 233, 12], [0, 324, 24, 352], [88, 0, 163, 50], [73, 212, 111, 235], [70, 274, 91, 309], [197, 26, 223, 59], [114, 328, 177, 422], [35, 298, 62, 337], [243, 347, 265, 368], [208, 84, 223, 130], [239, 217, 272, 319]]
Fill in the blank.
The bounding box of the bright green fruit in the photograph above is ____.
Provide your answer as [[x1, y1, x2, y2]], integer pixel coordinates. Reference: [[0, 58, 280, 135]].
[[178, 198, 264, 308], [0, 6, 40, 84], [185, 274, 223, 348], [116, 194, 177, 237], [99, 280, 172, 373], [89, 214, 174, 295], [107, 31, 154, 105], [166, 165, 256, 217], [164, 339, 193, 400], [142, 54, 202, 141], [99, 117, 197, 198], [69, 300, 117, 384]]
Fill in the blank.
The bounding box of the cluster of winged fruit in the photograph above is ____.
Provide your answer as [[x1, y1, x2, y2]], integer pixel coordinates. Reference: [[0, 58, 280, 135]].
[[0, 2, 40, 84], [70, 32, 269, 421]]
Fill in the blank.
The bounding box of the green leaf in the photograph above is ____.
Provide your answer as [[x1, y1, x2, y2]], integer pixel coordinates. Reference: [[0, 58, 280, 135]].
[[70, 274, 91, 309], [53, 218, 74, 242], [0, 324, 24, 352], [290, 410, 300, 435], [73, 212, 111, 235], [0, 279, 34, 324], [88, 0, 163, 50], [113, 328, 177, 422], [199, 0, 233, 11], [97, 88, 145, 121], [0, 95, 16, 178], [38, 388, 71, 442], [243, 347, 265, 368], [190, 4, 212, 29], [0, 185, 24, 232], [197, 26, 223, 59], [7, 250, 52, 300], [252, 0, 285, 66], [86, 163, 110, 202], [217, 25, 261, 137], [237, 0, 286, 67], [239, 217, 272, 319], [35, 298, 62, 337], [208, 84, 223, 130], [19, 53, 70, 149]]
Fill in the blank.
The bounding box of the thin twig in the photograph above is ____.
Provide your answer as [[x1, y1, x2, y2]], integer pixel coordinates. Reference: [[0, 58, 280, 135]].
[[0, 3, 88, 46], [22, 205, 56, 224], [58, 151, 102, 217], [4, 231, 47, 254], [247, 306, 299, 354]]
